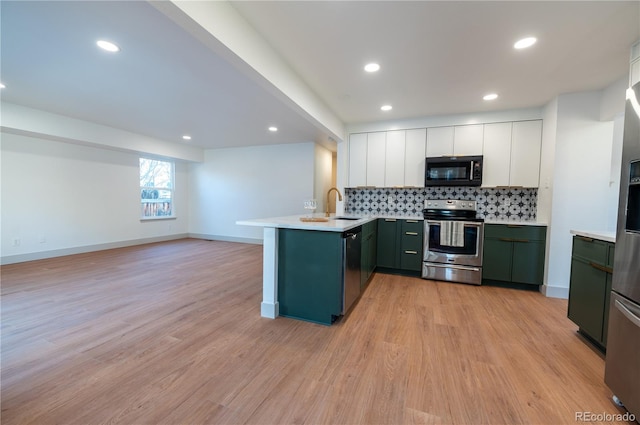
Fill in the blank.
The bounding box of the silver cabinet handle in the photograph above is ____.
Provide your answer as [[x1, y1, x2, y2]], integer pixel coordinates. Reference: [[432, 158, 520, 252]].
[[405, 232, 418, 236], [404, 250, 418, 255], [385, 218, 397, 222], [615, 299, 640, 329], [406, 220, 420, 223]]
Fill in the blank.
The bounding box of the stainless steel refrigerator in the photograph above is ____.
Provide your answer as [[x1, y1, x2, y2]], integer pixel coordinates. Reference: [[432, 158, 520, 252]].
[[605, 80, 640, 418]]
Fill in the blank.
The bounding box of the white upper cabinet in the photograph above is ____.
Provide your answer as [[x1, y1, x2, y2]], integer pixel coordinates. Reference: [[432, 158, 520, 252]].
[[348, 133, 367, 187], [366, 132, 387, 187], [426, 127, 454, 156], [631, 59, 640, 86], [385, 130, 406, 187], [404, 128, 427, 187], [510, 120, 543, 187], [454, 124, 484, 156], [482, 122, 512, 187]]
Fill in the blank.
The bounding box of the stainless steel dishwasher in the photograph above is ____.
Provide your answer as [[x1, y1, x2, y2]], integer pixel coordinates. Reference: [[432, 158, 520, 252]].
[[342, 226, 362, 314]]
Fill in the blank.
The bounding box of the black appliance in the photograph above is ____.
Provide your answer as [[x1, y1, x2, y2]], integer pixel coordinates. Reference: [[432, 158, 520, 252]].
[[422, 199, 484, 285], [605, 81, 640, 419], [425, 155, 483, 187]]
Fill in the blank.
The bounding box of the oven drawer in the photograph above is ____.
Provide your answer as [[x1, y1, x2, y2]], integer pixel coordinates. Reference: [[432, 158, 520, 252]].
[[422, 263, 482, 285], [484, 224, 546, 241]]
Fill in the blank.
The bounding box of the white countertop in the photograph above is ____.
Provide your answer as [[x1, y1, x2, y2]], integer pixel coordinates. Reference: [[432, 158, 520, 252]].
[[237, 215, 377, 232], [484, 220, 547, 226], [570, 229, 616, 243]]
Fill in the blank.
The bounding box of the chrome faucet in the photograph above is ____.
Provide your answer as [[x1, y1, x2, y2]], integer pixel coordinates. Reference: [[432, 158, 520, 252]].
[[326, 187, 343, 217]]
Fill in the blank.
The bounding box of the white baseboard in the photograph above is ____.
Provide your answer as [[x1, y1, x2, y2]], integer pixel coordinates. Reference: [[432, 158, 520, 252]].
[[541, 284, 569, 299], [261, 301, 279, 319], [1, 234, 189, 265], [189, 233, 263, 245]]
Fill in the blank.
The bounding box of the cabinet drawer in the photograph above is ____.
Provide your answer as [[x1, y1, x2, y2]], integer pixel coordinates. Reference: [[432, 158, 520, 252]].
[[401, 219, 423, 234], [572, 236, 608, 266], [484, 224, 546, 241], [400, 249, 422, 271]]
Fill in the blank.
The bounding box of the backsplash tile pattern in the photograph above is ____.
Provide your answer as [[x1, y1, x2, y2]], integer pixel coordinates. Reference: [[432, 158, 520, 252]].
[[344, 186, 538, 221]]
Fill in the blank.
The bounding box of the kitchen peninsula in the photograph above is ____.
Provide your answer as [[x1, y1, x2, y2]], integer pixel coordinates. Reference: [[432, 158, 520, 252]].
[[237, 215, 375, 324]]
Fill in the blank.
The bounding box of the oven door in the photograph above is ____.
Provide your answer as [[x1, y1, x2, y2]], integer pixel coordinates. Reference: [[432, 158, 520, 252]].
[[424, 220, 484, 267]]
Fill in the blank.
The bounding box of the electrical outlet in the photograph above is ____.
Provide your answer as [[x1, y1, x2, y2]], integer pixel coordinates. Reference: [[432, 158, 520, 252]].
[[12, 238, 20, 247]]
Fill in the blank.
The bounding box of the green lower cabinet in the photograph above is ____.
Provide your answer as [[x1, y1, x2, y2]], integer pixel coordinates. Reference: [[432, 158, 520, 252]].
[[360, 220, 377, 289], [377, 219, 399, 268], [511, 240, 545, 285], [377, 218, 423, 274], [277, 229, 343, 325], [482, 238, 513, 282], [482, 224, 546, 286], [400, 220, 423, 272], [568, 257, 607, 342], [567, 235, 615, 349]]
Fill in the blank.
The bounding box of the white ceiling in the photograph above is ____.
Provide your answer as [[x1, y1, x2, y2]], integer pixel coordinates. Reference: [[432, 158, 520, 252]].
[[1, 1, 639, 152]]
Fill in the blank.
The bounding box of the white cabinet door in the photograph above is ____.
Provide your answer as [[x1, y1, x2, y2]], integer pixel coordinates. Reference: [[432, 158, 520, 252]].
[[426, 127, 454, 156], [511, 120, 542, 187], [385, 130, 406, 187], [404, 128, 427, 186], [348, 133, 367, 187], [482, 123, 512, 187], [366, 132, 386, 187], [454, 124, 484, 156]]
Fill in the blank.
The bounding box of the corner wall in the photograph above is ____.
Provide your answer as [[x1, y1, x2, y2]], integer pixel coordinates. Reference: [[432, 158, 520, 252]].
[[0, 132, 189, 264], [188, 142, 318, 242]]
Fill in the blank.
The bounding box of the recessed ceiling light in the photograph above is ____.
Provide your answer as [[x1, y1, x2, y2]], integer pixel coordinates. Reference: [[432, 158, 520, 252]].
[[182, 135, 192, 141], [483, 93, 498, 101], [364, 63, 380, 73], [96, 40, 120, 53], [268, 126, 278, 132], [514, 37, 537, 49], [380, 105, 392, 111], [0, 83, 5, 89]]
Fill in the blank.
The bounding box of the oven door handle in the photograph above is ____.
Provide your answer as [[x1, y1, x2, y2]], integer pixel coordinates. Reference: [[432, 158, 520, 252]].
[[426, 220, 482, 227]]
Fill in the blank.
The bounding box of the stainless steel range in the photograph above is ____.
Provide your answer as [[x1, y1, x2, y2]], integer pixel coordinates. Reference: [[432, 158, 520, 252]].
[[422, 199, 484, 285]]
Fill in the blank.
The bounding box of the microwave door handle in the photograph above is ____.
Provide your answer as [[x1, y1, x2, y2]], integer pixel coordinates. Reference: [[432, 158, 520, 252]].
[[470, 161, 474, 180]]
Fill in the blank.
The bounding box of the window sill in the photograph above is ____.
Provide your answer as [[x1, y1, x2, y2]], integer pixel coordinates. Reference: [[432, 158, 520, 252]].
[[140, 216, 177, 222]]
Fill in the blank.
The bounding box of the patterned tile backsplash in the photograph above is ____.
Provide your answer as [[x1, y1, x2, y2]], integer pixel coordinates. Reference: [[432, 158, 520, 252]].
[[344, 186, 538, 221]]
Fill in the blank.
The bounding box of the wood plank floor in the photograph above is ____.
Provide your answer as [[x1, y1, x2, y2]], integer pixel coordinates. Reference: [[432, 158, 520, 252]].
[[0, 238, 630, 424]]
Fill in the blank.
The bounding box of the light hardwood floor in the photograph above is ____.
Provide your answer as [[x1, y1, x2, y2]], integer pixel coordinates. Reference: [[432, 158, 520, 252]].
[[0, 239, 630, 424]]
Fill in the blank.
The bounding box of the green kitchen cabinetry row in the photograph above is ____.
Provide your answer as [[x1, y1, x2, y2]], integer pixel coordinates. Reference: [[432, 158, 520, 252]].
[[377, 218, 423, 274], [482, 224, 546, 286], [567, 235, 615, 350]]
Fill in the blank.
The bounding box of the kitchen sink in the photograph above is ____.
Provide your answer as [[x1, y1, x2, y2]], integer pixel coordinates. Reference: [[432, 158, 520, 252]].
[[333, 216, 361, 221]]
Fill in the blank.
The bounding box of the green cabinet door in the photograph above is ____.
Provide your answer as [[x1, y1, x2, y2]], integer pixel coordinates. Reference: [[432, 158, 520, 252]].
[[602, 272, 613, 347], [377, 218, 399, 268], [360, 220, 378, 289], [278, 229, 343, 325], [511, 240, 545, 285], [482, 238, 513, 281], [567, 257, 607, 342]]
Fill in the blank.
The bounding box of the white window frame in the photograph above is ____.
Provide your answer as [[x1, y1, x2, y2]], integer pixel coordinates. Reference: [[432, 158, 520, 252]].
[[139, 157, 176, 220]]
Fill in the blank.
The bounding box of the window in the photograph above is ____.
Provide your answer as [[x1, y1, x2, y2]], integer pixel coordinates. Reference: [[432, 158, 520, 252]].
[[140, 158, 174, 218]]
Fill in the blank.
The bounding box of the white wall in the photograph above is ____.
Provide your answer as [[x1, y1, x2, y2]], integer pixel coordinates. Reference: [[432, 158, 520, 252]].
[[188, 142, 317, 242], [314, 144, 333, 214], [0, 132, 189, 264], [544, 90, 617, 296]]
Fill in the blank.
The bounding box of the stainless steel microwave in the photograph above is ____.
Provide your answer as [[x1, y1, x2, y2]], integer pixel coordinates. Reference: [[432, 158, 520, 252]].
[[425, 155, 483, 186]]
